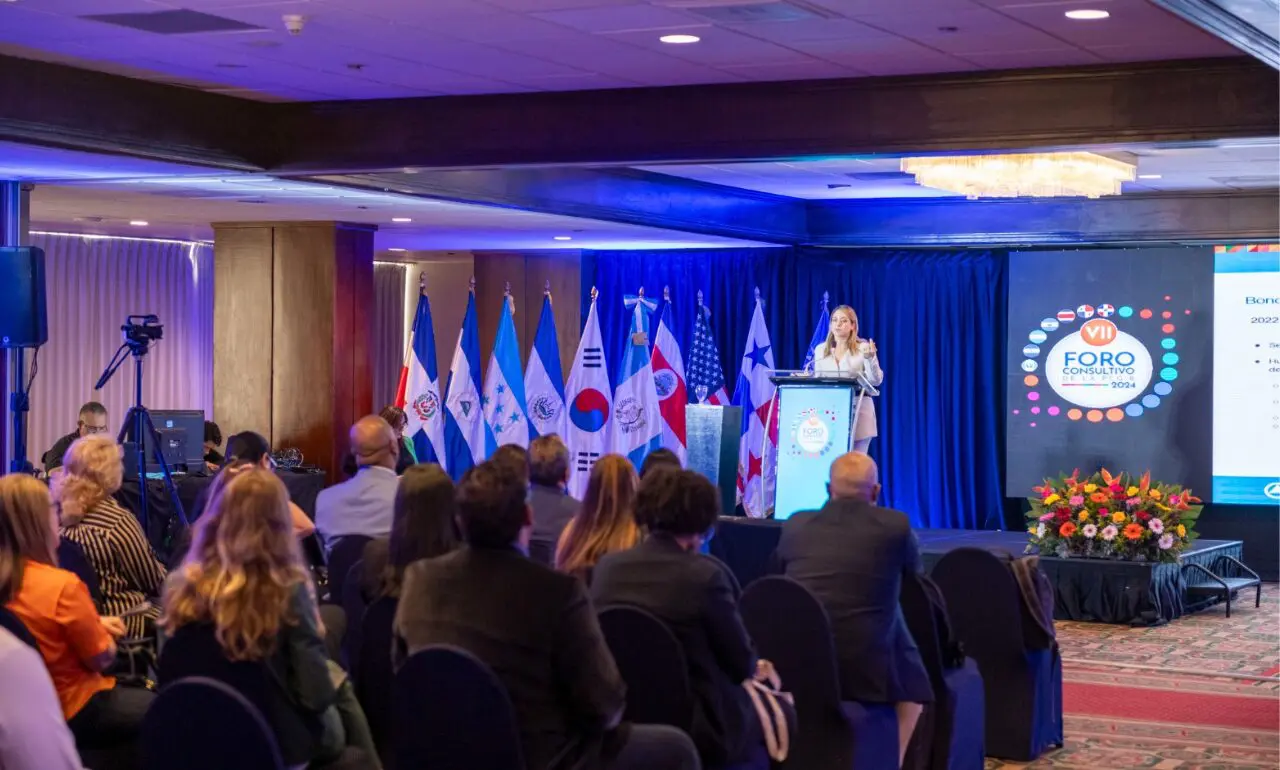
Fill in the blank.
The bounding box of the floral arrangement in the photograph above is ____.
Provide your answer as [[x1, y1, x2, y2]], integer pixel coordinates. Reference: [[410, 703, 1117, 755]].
[[1025, 469, 1202, 562]]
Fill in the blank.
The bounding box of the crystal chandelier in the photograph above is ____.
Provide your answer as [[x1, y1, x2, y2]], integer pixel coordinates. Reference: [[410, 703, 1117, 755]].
[[900, 152, 1136, 199]]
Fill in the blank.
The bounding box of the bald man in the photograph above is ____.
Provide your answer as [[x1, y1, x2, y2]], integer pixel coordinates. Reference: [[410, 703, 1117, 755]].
[[315, 415, 402, 553], [774, 452, 932, 768]]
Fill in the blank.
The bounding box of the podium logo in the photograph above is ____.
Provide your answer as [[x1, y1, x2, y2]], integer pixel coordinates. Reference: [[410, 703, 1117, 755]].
[[1045, 321, 1152, 409], [789, 409, 836, 458]]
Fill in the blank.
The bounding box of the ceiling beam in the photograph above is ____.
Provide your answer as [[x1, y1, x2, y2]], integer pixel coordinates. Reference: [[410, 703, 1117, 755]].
[[274, 58, 1279, 172], [1147, 0, 1279, 70], [316, 168, 806, 244], [806, 190, 1280, 247]]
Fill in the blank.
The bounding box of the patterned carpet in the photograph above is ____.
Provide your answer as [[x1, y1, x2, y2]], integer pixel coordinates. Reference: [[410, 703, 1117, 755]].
[[986, 584, 1280, 769]]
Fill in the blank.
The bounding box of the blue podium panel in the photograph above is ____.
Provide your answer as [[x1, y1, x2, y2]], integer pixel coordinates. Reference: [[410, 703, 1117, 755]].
[[774, 382, 854, 520]]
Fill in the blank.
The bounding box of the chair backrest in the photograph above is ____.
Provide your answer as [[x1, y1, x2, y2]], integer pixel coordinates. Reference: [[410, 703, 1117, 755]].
[[325, 535, 372, 605], [394, 645, 525, 770], [527, 538, 556, 567], [355, 596, 398, 746], [931, 548, 1027, 660], [740, 576, 843, 712], [142, 676, 284, 770], [899, 573, 946, 688], [340, 559, 368, 671], [0, 606, 37, 649], [597, 605, 695, 730], [57, 539, 102, 606]]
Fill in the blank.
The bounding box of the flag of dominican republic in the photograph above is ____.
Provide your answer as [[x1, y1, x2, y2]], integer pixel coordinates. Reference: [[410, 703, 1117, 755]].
[[444, 286, 495, 480], [652, 296, 687, 464], [733, 292, 776, 517], [398, 284, 446, 469], [565, 294, 612, 498], [801, 292, 831, 372], [482, 293, 529, 449], [612, 291, 663, 469], [525, 291, 567, 440]]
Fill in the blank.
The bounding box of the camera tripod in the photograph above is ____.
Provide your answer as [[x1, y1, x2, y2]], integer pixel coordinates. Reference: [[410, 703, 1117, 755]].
[[96, 316, 188, 541]]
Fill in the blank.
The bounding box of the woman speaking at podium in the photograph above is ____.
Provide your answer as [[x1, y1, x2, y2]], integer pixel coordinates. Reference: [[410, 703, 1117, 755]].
[[812, 305, 883, 452]]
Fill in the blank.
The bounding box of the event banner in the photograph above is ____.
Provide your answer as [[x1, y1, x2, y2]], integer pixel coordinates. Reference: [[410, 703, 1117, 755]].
[[774, 382, 854, 520], [1006, 248, 1214, 496]]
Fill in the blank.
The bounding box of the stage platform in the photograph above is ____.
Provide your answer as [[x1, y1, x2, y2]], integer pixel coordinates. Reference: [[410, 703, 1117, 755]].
[[709, 518, 1246, 626]]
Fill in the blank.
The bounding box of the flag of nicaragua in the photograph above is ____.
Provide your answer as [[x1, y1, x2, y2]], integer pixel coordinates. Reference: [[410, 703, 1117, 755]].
[[443, 280, 495, 480], [565, 290, 612, 499], [612, 288, 664, 470], [733, 289, 776, 517], [652, 288, 687, 464], [483, 289, 530, 449], [525, 286, 567, 440], [399, 277, 447, 469]]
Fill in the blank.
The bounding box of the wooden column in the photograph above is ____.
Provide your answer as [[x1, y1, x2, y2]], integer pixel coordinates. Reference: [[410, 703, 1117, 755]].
[[213, 221, 375, 483], [473, 250, 581, 380]]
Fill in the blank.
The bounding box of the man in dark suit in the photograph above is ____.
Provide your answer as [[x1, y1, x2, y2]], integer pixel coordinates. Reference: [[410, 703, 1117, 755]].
[[775, 451, 932, 769], [393, 460, 699, 770], [527, 434, 579, 565]]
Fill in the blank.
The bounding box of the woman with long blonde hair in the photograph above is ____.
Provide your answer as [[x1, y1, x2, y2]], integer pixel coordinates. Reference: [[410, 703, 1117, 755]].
[[555, 455, 640, 584], [812, 304, 885, 452], [161, 468, 379, 768], [53, 434, 167, 637]]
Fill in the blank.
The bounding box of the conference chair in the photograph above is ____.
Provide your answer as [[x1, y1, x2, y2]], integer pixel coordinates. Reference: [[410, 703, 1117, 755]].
[[899, 573, 985, 770], [354, 596, 398, 764], [58, 537, 155, 681], [141, 677, 284, 770], [0, 606, 37, 649], [393, 645, 524, 770], [324, 535, 372, 605], [740, 576, 899, 770], [597, 605, 769, 770], [340, 560, 369, 671], [58, 538, 103, 604], [527, 537, 556, 567], [931, 548, 1063, 761]]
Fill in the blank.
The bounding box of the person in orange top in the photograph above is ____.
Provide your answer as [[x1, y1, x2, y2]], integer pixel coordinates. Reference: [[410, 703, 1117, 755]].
[[0, 473, 154, 750]]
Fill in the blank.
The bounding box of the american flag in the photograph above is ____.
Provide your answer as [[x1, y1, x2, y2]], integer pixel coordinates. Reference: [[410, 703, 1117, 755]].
[[688, 303, 730, 405]]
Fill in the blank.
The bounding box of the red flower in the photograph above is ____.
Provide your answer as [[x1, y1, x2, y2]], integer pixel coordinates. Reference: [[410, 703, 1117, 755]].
[[1110, 483, 1124, 495], [1059, 522, 1077, 537], [1137, 511, 1151, 522], [1055, 510, 1070, 522]]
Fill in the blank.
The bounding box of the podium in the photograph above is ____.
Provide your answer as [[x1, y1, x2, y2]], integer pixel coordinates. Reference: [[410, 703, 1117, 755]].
[[685, 404, 743, 519], [769, 375, 873, 520]]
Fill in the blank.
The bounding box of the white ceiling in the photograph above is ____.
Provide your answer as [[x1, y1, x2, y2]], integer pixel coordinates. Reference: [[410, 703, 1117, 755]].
[[635, 140, 1280, 198], [0, 0, 1243, 101]]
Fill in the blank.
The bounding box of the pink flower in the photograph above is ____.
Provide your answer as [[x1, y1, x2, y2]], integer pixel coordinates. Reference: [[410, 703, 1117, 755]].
[[1158, 533, 1174, 550], [1149, 518, 1164, 534], [1169, 494, 1181, 505], [1098, 507, 1110, 517], [1101, 525, 1118, 541], [1082, 523, 1098, 538], [1126, 496, 1142, 508], [1039, 513, 1054, 522], [1069, 495, 1084, 506]]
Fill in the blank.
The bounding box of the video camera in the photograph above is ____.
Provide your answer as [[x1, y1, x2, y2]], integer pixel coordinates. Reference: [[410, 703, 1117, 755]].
[[123, 315, 163, 351]]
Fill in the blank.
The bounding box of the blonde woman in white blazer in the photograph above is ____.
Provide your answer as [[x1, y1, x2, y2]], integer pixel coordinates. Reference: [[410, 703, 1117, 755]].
[[811, 305, 883, 453]]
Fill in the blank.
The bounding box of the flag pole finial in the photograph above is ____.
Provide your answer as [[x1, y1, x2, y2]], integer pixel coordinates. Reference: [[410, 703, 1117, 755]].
[[504, 281, 511, 297], [822, 290, 829, 310], [638, 286, 645, 299], [468, 276, 476, 293], [754, 286, 763, 309], [544, 279, 551, 296], [696, 289, 704, 307], [663, 285, 671, 302], [418, 271, 427, 291], [590, 286, 599, 303]]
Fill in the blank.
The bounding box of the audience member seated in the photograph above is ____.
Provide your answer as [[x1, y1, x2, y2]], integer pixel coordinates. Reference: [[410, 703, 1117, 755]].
[[527, 435, 578, 566], [775, 451, 933, 768], [316, 416, 400, 554], [555, 455, 640, 585], [42, 402, 109, 474], [0, 626, 86, 770], [195, 432, 315, 538], [492, 443, 531, 485], [639, 448, 682, 479], [378, 406, 416, 475], [202, 420, 224, 469], [393, 460, 699, 770], [53, 435, 167, 638], [161, 468, 379, 768], [593, 467, 776, 767], [0, 473, 154, 753], [359, 463, 459, 602]]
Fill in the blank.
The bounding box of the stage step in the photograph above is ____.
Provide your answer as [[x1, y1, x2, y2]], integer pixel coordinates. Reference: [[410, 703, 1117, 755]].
[[1182, 556, 1262, 618]]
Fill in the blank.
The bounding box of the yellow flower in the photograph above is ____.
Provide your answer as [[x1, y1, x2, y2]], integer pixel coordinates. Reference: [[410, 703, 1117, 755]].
[[1126, 486, 1140, 496], [1028, 526, 1037, 535], [1084, 484, 1098, 493], [1044, 494, 1061, 505], [1176, 524, 1186, 537], [1149, 489, 1163, 501], [1078, 511, 1090, 522], [1155, 503, 1171, 512], [1111, 512, 1126, 524]]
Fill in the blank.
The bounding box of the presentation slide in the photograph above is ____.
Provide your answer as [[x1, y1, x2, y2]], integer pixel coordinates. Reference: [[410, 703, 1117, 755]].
[[1212, 246, 1280, 504], [1006, 248, 1214, 497]]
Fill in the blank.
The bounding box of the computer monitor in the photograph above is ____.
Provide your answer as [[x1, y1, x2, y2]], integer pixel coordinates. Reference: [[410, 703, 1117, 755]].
[[149, 409, 206, 470]]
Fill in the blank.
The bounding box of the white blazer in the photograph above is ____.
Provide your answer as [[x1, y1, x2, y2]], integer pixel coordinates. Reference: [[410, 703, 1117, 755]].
[[812, 341, 884, 441]]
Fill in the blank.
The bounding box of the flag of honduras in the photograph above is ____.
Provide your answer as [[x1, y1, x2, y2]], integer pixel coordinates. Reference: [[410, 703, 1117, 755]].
[[565, 290, 612, 498], [733, 289, 776, 518], [652, 288, 688, 464], [525, 286, 567, 440], [483, 289, 529, 449], [444, 280, 495, 480], [401, 278, 446, 469], [612, 288, 663, 469]]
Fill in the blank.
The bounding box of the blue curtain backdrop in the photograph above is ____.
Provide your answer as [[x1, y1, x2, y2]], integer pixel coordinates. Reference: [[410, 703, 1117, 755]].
[[582, 247, 1008, 530]]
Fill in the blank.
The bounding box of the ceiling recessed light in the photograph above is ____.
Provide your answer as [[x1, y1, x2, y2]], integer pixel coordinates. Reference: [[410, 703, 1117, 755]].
[[129, 220, 148, 226], [659, 34, 700, 44], [1065, 9, 1109, 19], [387, 248, 407, 252], [1137, 174, 1162, 179], [553, 235, 572, 241], [391, 217, 412, 223]]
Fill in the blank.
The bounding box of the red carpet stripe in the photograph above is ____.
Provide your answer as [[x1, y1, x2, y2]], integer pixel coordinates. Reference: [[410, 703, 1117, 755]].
[[1064, 682, 1280, 731]]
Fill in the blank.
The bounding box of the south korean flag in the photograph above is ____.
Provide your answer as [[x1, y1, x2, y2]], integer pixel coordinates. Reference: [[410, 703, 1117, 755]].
[[1076, 304, 1095, 319], [1097, 303, 1116, 317]]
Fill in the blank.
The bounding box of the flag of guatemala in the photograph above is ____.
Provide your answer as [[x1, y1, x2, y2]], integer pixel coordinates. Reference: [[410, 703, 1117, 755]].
[[611, 289, 663, 469], [402, 284, 447, 470], [525, 289, 567, 440], [444, 283, 495, 480], [482, 292, 530, 449]]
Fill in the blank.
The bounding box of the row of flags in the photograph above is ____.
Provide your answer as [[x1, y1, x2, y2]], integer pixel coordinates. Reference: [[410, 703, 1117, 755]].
[[396, 278, 831, 515]]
